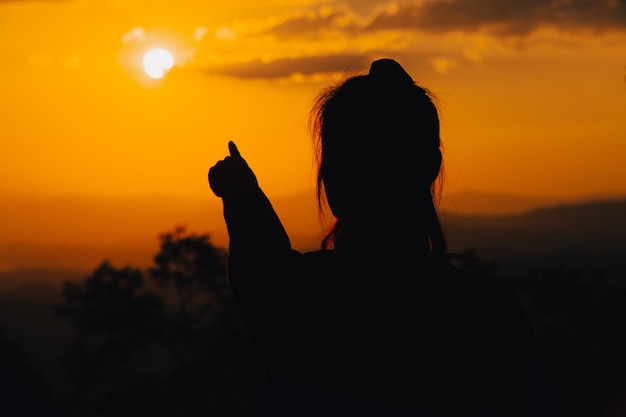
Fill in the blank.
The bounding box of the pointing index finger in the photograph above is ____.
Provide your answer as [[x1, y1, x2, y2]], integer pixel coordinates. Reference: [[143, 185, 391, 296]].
[[228, 141, 241, 158]]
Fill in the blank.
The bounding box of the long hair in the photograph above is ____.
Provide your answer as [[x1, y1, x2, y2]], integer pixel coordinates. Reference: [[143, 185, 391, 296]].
[[309, 59, 447, 254]]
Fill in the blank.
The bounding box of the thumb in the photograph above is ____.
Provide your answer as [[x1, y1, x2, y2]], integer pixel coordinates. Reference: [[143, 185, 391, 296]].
[[228, 141, 241, 158]]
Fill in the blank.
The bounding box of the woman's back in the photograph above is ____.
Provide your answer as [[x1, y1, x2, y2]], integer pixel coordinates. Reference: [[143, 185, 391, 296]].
[[232, 249, 548, 416]]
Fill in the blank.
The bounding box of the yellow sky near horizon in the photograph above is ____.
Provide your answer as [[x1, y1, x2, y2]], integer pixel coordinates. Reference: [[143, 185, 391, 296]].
[[1, 0, 626, 253]]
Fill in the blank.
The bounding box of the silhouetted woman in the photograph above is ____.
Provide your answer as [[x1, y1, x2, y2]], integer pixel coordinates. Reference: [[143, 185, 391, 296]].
[[209, 58, 551, 416]]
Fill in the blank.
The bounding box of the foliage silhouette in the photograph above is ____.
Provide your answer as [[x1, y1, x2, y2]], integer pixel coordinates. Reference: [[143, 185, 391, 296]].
[[54, 227, 264, 417], [0, 327, 54, 415]]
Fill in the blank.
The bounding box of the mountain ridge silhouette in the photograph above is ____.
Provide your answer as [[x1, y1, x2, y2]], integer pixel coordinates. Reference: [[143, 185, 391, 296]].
[[1, 191, 625, 272]]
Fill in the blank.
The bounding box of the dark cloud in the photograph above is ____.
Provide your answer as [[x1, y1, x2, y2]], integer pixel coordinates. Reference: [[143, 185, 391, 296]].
[[261, 0, 626, 38], [205, 54, 371, 79], [203, 52, 447, 81], [366, 1, 544, 34], [366, 0, 626, 35]]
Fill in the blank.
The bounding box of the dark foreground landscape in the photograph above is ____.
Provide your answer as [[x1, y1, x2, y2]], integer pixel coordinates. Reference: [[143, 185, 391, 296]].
[[1, 198, 625, 417]]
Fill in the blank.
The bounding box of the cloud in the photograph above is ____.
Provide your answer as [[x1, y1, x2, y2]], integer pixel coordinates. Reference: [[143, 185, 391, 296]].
[[205, 54, 371, 79], [365, 0, 626, 36], [194, 26, 209, 42], [257, 0, 626, 39], [259, 7, 361, 39], [202, 51, 448, 81], [430, 57, 460, 73], [121, 27, 145, 44], [193, 0, 626, 81]]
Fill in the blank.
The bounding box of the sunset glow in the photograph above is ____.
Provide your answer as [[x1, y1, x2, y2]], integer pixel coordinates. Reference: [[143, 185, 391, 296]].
[[1, 0, 625, 268]]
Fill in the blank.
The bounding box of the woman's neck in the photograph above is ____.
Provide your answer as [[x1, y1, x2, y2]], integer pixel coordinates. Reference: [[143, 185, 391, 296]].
[[334, 214, 431, 256]]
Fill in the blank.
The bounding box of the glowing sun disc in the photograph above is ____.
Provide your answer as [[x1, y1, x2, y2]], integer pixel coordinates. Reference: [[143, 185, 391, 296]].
[[143, 48, 174, 79]]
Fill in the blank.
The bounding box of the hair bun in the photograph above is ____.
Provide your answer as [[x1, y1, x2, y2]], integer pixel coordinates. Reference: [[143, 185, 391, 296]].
[[368, 58, 414, 86]]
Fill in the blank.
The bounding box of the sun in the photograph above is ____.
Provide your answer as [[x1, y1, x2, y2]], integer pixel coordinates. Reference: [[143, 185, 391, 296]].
[[142, 48, 174, 79]]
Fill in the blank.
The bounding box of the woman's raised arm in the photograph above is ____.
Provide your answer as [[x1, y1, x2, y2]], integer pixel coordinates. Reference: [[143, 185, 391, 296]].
[[208, 141, 292, 262]]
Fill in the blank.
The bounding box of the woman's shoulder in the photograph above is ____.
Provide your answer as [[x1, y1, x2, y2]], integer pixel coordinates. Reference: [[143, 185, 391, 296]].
[[440, 254, 511, 289], [425, 254, 525, 319]]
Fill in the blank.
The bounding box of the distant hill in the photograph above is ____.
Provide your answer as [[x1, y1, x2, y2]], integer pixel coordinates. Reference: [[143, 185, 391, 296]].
[[0, 191, 322, 271], [1, 190, 625, 273], [440, 199, 626, 285], [441, 198, 626, 258], [438, 190, 584, 216]]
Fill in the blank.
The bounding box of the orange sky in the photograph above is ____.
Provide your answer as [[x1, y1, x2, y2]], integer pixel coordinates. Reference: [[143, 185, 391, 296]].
[[1, 0, 625, 268]]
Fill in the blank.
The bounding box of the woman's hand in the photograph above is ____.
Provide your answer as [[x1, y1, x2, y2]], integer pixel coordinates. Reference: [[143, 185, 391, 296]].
[[208, 141, 258, 198]]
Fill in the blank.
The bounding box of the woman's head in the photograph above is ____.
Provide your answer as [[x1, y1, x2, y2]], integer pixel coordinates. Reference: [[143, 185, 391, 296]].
[[310, 58, 446, 252]]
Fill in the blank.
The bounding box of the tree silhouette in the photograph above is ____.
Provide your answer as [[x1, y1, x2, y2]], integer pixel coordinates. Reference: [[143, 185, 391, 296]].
[[54, 227, 264, 417], [0, 327, 54, 416]]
